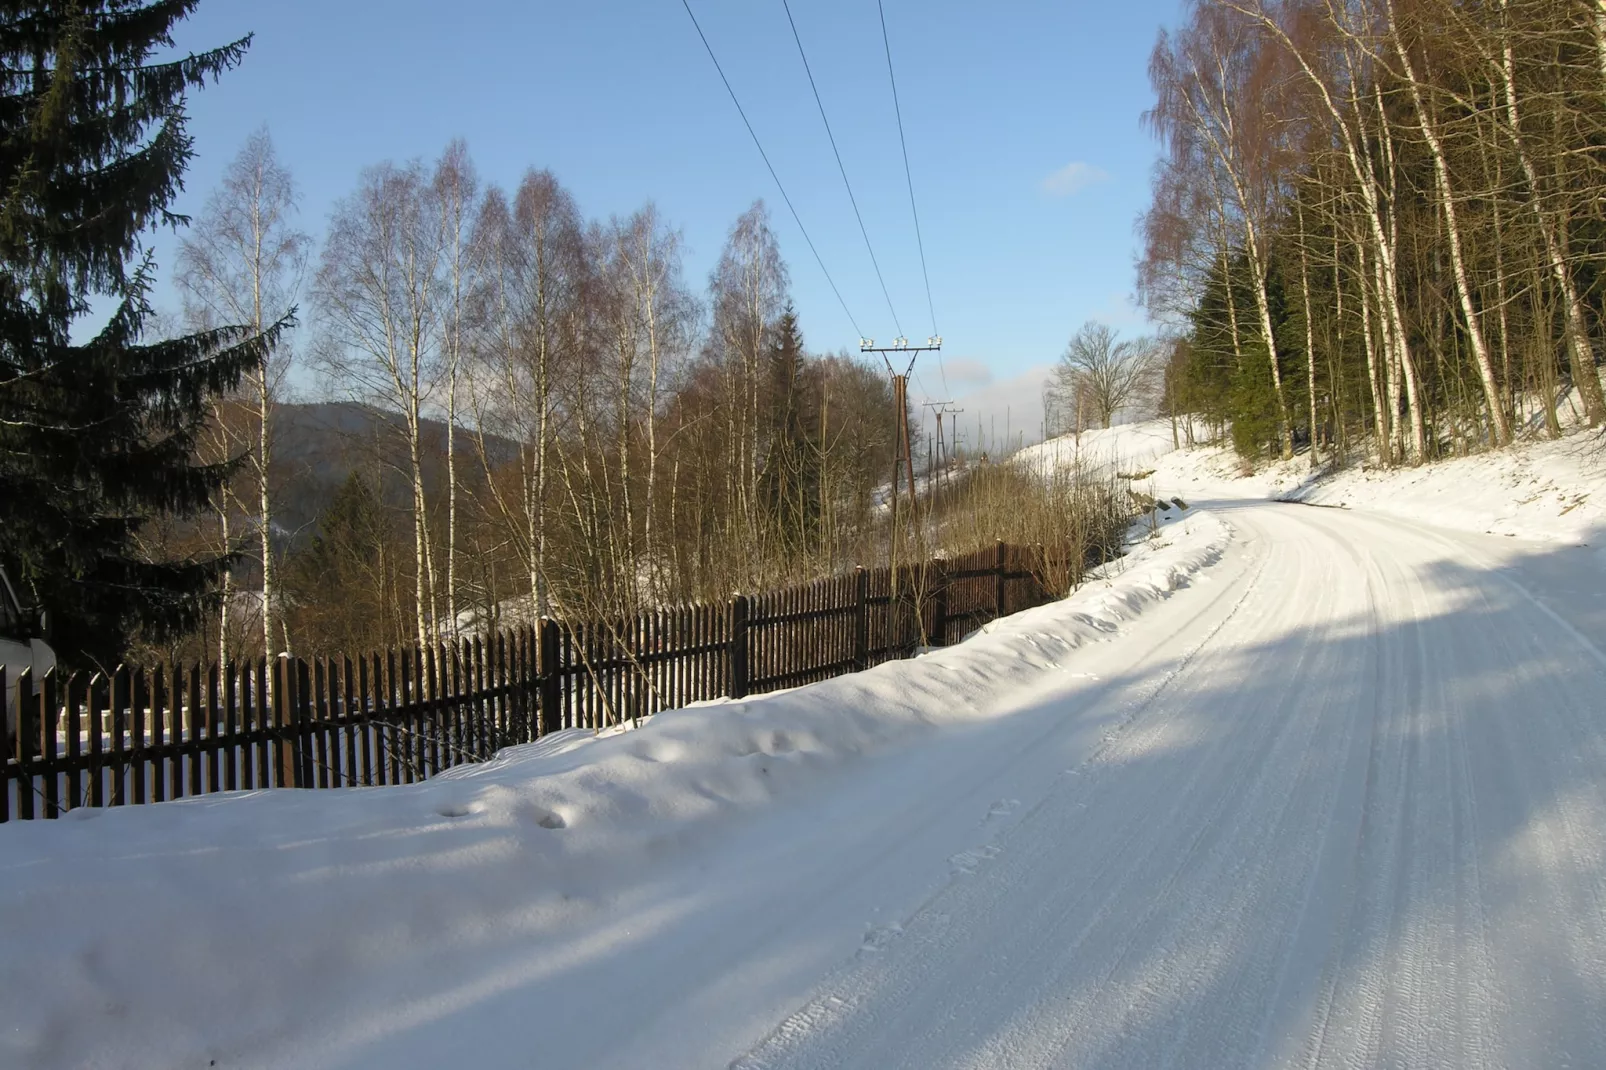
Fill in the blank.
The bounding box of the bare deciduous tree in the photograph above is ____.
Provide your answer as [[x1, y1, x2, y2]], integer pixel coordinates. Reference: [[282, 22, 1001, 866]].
[[1049, 322, 1162, 430], [315, 158, 448, 648], [176, 127, 308, 662]]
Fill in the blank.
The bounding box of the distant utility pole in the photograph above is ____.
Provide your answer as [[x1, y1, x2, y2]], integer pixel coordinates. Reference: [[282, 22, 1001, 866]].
[[861, 335, 942, 590], [924, 400, 963, 501]]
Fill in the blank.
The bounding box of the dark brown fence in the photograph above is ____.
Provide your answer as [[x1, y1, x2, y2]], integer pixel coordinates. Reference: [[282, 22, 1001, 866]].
[[2, 541, 1076, 822]]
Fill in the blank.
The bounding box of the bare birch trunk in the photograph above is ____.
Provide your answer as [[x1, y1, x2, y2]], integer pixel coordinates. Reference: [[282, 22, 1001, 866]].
[[1491, 3, 1606, 426], [1389, 12, 1510, 446], [1221, 1, 1421, 461], [1297, 198, 1320, 467], [1244, 221, 1296, 459], [217, 495, 231, 669]]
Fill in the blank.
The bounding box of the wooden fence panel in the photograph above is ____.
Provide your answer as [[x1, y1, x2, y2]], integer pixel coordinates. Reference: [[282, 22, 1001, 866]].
[[3, 537, 1092, 821]]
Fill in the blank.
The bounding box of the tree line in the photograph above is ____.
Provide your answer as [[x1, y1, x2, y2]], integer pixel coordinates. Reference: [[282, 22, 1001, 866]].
[[1140, 0, 1606, 464], [169, 136, 911, 666]]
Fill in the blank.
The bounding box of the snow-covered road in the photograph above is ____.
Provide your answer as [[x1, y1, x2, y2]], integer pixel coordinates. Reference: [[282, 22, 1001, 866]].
[[6, 498, 1606, 1070], [370, 500, 1606, 1068], [725, 501, 1606, 1069]]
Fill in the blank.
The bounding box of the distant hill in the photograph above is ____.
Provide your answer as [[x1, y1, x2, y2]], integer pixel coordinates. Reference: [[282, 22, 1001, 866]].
[[268, 401, 519, 543]]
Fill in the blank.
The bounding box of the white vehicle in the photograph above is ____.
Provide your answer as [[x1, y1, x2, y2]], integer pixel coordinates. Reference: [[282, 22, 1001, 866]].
[[1, 566, 55, 724]]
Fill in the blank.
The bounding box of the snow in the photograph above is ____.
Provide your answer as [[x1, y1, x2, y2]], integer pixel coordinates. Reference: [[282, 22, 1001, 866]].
[[733, 503, 1606, 1069], [0, 510, 1230, 1070], [6, 423, 1606, 1069], [1022, 417, 1606, 545], [1016, 419, 1184, 480]]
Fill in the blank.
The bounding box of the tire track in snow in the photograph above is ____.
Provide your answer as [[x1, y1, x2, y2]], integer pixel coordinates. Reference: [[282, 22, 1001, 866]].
[[732, 501, 1606, 1070], [729, 523, 1283, 1070], [1297, 507, 1606, 1068], [733, 509, 1363, 1069]]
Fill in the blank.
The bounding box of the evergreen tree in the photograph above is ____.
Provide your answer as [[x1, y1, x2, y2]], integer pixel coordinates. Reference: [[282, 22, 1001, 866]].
[[0, 2, 283, 668], [284, 473, 400, 656], [760, 305, 819, 553], [1186, 251, 1291, 459]]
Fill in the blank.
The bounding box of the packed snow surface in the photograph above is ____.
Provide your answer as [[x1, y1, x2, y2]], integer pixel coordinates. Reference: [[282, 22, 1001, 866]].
[[6, 431, 1606, 1068]]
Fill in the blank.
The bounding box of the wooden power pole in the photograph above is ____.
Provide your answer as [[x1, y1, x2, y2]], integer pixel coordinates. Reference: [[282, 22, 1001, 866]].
[[861, 336, 942, 593]]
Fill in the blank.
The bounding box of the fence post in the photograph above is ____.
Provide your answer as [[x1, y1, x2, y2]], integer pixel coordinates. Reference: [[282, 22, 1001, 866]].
[[728, 595, 750, 700], [932, 559, 949, 648], [854, 567, 870, 671], [15, 668, 37, 820], [272, 655, 297, 789], [0, 667, 8, 823], [296, 658, 317, 788], [538, 619, 561, 738], [995, 540, 1008, 621]]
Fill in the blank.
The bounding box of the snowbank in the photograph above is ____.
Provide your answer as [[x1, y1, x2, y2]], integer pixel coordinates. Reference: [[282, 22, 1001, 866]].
[[0, 510, 1231, 1070], [1023, 418, 1606, 545], [1279, 434, 1606, 543]]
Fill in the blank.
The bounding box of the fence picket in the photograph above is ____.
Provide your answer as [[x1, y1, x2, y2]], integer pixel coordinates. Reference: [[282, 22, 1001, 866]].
[[220, 664, 236, 793], [150, 665, 168, 804], [15, 669, 35, 820], [1, 667, 9, 823], [66, 673, 83, 811], [187, 663, 203, 797], [130, 668, 147, 805], [41, 670, 60, 817], [110, 668, 129, 806]]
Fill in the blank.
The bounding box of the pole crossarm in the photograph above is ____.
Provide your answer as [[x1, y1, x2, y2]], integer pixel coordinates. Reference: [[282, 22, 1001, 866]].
[[861, 337, 942, 378]]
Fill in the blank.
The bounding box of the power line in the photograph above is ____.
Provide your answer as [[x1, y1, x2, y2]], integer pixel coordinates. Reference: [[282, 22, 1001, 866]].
[[878, 0, 938, 342], [780, 0, 903, 339], [679, 0, 864, 340], [877, 0, 946, 398]]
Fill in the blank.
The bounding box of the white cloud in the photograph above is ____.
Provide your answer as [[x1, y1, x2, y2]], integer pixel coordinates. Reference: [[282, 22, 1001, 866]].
[[1041, 161, 1111, 197], [941, 358, 994, 388], [910, 363, 1055, 450]]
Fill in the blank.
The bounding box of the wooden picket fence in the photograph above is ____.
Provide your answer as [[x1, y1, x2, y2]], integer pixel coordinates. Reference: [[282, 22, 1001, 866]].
[[2, 540, 1078, 822]]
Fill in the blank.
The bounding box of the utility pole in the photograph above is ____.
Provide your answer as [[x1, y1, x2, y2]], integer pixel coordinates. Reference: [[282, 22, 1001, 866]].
[[923, 400, 963, 502], [861, 335, 942, 593], [922, 399, 950, 499]]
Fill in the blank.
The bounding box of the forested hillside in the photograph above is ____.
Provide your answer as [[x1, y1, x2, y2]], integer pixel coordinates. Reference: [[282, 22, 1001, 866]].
[[1140, 0, 1606, 465]]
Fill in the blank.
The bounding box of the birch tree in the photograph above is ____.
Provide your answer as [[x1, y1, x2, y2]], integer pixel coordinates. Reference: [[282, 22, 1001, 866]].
[[1150, 6, 1298, 458], [315, 160, 446, 648], [176, 128, 308, 661], [433, 141, 478, 637]]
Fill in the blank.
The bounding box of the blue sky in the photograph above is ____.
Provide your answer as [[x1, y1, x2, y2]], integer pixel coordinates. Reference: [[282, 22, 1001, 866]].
[[162, 0, 1184, 445]]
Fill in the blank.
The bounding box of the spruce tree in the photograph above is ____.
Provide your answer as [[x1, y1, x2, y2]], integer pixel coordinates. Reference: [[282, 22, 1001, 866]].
[[0, 2, 282, 668], [761, 305, 818, 552]]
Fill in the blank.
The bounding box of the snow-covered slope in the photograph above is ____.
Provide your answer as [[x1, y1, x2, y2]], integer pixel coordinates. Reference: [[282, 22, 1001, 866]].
[[1015, 419, 1184, 479], [1024, 418, 1606, 545], [1278, 435, 1606, 543]]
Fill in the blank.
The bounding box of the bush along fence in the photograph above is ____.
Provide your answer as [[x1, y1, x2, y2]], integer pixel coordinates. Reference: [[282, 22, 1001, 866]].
[[2, 540, 1089, 822]]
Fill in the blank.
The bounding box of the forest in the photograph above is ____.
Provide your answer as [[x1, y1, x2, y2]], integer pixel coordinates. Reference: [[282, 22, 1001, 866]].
[[160, 135, 921, 667], [159, 136, 1121, 671], [1141, 0, 1606, 464]]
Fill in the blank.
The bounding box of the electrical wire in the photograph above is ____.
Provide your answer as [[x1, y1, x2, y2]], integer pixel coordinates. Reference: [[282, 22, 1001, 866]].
[[780, 0, 903, 339], [878, 0, 937, 342], [877, 0, 946, 396], [679, 0, 865, 340]]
